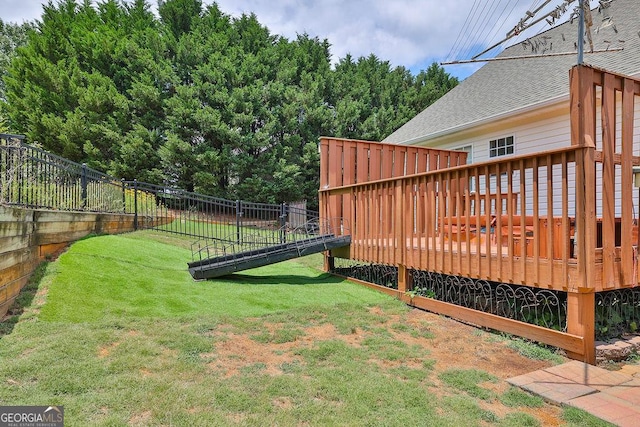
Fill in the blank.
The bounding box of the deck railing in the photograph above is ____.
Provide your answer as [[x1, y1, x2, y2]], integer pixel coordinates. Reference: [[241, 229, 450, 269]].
[[321, 143, 583, 290], [320, 65, 640, 363], [571, 66, 640, 292]]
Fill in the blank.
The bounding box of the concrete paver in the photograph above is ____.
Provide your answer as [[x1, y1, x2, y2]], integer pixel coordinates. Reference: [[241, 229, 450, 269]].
[[508, 361, 640, 426]]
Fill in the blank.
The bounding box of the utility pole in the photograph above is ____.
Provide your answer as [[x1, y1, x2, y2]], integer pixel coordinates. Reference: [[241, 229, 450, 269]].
[[577, 0, 585, 64]]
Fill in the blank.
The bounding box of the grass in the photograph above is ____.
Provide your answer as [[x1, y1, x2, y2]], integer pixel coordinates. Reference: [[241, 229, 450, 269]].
[[499, 387, 545, 408], [561, 407, 617, 427], [497, 335, 566, 364], [0, 231, 610, 426], [38, 233, 381, 322], [438, 368, 498, 400]]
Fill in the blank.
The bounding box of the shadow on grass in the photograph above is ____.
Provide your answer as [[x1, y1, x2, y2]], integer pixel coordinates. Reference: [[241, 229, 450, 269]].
[[0, 261, 49, 340], [216, 272, 345, 286]]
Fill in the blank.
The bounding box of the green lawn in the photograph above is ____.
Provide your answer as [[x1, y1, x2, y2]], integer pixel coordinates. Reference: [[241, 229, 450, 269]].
[[0, 232, 612, 426], [155, 219, 291, 243], [39, 233, 378, 322]]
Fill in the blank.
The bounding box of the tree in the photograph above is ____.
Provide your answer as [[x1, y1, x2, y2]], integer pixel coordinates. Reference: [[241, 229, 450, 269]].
[[5, 0, 172, 177], [158, 0, 202, 39], [4, 0, 458, 209], [0, 18, 34, 133], [0, 19, 33, 101]]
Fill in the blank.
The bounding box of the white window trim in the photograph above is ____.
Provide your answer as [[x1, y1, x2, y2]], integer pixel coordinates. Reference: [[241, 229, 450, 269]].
[[489, 135, 515, 158], [453, 144, 475, 193], [453, 144, 473, 164]]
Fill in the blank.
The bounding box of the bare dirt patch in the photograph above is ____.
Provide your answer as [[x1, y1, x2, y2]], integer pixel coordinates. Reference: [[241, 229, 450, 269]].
[[207, 332, 303, 377], [206, 307, 566, 424], [97, 341, 120, 358], [129, 410, 152, 426]]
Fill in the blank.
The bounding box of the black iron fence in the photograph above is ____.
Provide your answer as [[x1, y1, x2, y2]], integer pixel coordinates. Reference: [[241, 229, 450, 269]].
[[1, 134, 317, 244], [1, 134, 123, 211], [127, 179, 317, 244]]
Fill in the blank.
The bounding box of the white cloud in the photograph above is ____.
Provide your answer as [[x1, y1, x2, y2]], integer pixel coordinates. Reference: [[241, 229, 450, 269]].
[[0, 0, 589, 79], [0, 0, 47, 23]]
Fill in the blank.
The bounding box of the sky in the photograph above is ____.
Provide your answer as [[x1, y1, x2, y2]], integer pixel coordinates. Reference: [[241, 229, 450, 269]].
[[0, 0, 594, 80]]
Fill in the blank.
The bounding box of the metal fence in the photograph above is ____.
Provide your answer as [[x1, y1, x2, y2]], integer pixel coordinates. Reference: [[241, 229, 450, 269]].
[[1, 134, 317, 245], [127, 179, 317, 244], [1, 134, 123, 212]]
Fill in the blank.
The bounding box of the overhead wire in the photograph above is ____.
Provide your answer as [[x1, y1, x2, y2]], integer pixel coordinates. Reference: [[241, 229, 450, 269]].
[[511, 0, 597, 48], [467, 0, 521, 59], [482, 0, 521, 51], [448, 1, 529, 61], [460, 0, 508, 60], [448, 0, 587, 62], [446, 0, 483, 61], [509, 0, 560, 47], [456, 0, 499, 60], [481, 0, 554, 57]]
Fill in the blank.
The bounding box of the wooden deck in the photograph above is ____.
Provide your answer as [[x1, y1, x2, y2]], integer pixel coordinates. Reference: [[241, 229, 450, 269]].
[[319, 65, 640, 363], [345, 228, 639, 292]]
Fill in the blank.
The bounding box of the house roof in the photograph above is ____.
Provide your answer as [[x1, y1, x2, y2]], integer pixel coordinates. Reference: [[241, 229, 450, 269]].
[[384, 0, 640, 145]]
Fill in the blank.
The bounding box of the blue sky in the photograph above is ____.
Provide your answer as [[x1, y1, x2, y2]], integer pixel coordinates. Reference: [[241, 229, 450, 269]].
[[0, 1, 594, 80]]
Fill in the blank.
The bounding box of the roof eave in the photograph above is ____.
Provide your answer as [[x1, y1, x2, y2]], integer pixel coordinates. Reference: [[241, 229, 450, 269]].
[[401, 93, 570, 146]]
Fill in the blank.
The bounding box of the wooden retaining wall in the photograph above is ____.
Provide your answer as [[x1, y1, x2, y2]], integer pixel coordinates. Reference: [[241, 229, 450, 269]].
[[0, 205, 157, 318]]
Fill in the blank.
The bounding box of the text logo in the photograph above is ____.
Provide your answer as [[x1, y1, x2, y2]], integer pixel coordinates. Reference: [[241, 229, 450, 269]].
[[0, 406, 64, 427]]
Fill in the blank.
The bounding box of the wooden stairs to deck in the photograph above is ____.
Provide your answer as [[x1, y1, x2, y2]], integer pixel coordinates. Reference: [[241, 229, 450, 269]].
[[188, 234, 351, 280]]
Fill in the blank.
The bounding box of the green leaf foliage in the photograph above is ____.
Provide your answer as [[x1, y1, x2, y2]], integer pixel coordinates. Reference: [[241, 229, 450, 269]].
[[3, 0, 458, 207], [0, 18, 34, 131]]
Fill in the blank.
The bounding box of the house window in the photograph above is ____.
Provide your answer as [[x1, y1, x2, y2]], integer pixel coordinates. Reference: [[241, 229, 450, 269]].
[[489, 136, 514, 158], [454, 145, 475, 192], [454, 145, 473, 164]]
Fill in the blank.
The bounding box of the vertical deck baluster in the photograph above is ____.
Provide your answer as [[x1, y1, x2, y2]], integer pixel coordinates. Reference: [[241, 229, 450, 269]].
[[532, 157, 540, 285], [546, 154, 554, 286]]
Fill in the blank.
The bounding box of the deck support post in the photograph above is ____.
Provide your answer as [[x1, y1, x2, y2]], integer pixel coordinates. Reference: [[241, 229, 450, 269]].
[[324, 253, 334, 272], [397, 264, 410, 293], [566, 289, 595, 364]]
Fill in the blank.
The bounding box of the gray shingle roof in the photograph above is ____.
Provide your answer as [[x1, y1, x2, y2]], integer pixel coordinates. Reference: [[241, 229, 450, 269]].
[[384, 0, 640, 144]]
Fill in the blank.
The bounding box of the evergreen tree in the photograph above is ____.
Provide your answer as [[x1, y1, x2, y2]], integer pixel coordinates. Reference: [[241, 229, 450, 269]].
[[0, 18, 34, 132], [4, 0, 458, 208]]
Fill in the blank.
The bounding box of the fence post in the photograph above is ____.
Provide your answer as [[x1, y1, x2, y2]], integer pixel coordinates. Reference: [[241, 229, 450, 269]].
[[280, 202, 287, 243], [16, 143, 22, 205], [121, 179, 126, 213], [133, 179, 138, 230], [81, 163, 88, 210], [236, 200, 241, 244]]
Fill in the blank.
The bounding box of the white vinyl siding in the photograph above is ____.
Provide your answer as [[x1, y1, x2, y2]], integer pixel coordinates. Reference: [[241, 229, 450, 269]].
[[416, 108, 573, 216], [413, 95, 640, 218], [453, 144, 473, 164]]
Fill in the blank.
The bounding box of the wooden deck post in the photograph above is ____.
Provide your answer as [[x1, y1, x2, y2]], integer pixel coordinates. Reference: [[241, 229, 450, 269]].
[[566, 290, 595, 364], [568, 65, 598, 364], [323, 253, 334, 273], [397, 264, 410, 293]]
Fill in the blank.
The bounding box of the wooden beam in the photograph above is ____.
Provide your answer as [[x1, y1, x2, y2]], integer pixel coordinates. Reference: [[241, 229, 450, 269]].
[[566, 290, 596, 364], [621, 78, 636, 286]]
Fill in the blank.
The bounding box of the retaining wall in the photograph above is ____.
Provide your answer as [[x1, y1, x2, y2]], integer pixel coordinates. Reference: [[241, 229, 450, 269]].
[[0, 205, 155, 317]]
